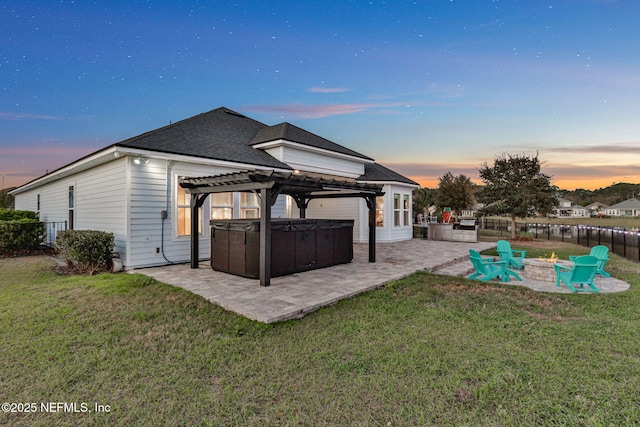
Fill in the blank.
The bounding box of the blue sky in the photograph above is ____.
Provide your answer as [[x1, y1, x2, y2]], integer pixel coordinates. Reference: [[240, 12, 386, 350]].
[[2, 0, 640, 190]]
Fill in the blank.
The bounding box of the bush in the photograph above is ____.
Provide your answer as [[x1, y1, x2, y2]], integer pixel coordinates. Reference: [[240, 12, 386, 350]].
[[0, 210, 45, 251], [55, 230, 115, 275], [0, 220, 46, 251], [0, 209, 39, 221]]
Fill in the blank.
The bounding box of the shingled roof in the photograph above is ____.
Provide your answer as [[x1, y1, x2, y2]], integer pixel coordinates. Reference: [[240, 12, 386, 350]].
[[116, 107, 290, 169], [12, 106, 416, 194], [359, 162, 419, 186], [607, 198, 640, 210], [251, 122, 374, 161]]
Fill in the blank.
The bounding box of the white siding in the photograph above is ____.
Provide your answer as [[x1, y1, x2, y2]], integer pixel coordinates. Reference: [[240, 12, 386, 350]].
[[13, 158, 128, 256], [369, 184, 414, 243], [14, 191, 38, 213], [305, 197, 362, 242], [76, 160, 128, 256], [127, 160, 242, 269], [263, 145, 365, 177], [297, 184, 414, 243], [272, 195, 287, 219]]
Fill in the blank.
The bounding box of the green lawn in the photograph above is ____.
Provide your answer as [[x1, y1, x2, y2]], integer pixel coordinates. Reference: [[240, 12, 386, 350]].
[[1, 245, 640, 426]]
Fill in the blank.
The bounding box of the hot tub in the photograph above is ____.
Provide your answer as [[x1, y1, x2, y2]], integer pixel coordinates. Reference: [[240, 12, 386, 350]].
[[210, 219, 354, 278]]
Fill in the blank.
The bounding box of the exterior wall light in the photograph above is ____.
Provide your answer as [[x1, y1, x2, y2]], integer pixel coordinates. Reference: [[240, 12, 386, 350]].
[[134, 156, 149, 165]]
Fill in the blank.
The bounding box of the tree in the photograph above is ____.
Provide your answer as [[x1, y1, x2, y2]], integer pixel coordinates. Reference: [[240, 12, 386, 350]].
[[478, 153, 557, 239], [0, 189, 14, 209], [412, 187, 437, 219], [435, 172, 476, 220]]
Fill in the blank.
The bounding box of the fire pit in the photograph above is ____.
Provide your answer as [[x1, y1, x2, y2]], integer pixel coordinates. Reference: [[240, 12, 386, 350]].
[[522, 258, 573, 282]]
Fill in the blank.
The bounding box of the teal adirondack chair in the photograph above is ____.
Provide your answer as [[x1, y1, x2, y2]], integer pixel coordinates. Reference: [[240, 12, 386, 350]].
[[497, 240, 527, 270], [569, 245, 610, 277], [468, 250, 522, 282], [554, 255, 600, 293]]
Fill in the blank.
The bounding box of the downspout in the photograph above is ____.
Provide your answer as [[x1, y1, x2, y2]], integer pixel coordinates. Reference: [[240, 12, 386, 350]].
[[161, 160, 176, 264]]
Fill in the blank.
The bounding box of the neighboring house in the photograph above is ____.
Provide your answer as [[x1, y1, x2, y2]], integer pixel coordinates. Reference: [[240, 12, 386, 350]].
[[460, 203, 484, 218], [584, 202, 608, 217], [605, 198, 640, 217], [553, 197, 587, 218], [10, 107, 418, 269]]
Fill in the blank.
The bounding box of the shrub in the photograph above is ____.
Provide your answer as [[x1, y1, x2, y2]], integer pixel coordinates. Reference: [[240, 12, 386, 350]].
[[55, 230, 115, 275], [0, 209, 39, 221], [0, 210, 45, 251]]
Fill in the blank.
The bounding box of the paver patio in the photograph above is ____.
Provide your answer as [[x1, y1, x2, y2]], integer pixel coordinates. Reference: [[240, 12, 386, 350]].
[[134, 239, 630, 323]]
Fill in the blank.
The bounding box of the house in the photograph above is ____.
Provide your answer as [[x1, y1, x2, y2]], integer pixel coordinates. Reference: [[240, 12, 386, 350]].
[[10, 107, 418, 270], [584, 202, 608, 217], [460, 203, 484, 218], [553, 198, 587, 218], [605, 198, 640, 217]]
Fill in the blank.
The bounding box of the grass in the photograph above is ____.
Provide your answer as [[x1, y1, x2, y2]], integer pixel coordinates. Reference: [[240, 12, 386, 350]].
[[1, 245, 640, 426]]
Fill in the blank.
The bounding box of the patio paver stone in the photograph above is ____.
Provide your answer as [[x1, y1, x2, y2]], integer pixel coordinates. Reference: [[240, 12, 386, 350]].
[[133, 239, 630, 323]]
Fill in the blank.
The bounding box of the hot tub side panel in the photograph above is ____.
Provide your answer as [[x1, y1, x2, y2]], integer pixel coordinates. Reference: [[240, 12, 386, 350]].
[[211, 219, 353, 279]]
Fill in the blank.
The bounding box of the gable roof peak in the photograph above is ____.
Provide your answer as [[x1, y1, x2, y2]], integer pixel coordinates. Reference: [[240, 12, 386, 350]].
[[251, 121, 374, 161]]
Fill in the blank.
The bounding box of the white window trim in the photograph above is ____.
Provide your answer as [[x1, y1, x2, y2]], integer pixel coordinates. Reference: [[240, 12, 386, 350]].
[[174, 175, 207, 239]]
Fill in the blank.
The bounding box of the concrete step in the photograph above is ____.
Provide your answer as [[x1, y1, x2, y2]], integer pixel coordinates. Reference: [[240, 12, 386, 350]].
[[427, 255, 475, 278]]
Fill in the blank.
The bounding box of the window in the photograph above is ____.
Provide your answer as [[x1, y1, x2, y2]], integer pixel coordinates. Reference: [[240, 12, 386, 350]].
[[68, 186, 74, 230], [37, 194, 40, 212], [394, 194, 401, 226], [403, 194, 410, 226], [393, 193, 410, 227], [240, 192, 260, 219], [177, 186, 202, 236], [211, 192, 233, 220], [375, 197, 384, 227]]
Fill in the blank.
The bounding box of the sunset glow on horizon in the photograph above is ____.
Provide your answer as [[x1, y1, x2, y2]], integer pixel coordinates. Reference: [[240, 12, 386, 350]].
[[2, 1, 640, 191]]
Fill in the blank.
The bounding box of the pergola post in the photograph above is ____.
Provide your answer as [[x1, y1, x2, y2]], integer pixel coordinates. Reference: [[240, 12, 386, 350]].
[[190, 193, 209, 269], [292, 195, 309, 218], [259, 187, 272, 286], [366, 195, 376, 262]]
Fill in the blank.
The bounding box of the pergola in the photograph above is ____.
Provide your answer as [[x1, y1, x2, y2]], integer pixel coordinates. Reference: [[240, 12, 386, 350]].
[[179, 170, 384, 286]]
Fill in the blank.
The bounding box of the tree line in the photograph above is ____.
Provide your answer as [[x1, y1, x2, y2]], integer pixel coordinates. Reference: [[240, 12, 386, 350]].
[[415, 153, 640, 222], [560, 183, 640, 207], [414, 153, 558, 239]]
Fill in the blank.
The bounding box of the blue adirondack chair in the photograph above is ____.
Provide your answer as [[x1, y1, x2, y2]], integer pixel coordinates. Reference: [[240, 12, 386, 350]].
[[569, 245, 610, 277], [468, 249, 522, 282], [497, 240, 527, 270], [554, 255, 600, 293]]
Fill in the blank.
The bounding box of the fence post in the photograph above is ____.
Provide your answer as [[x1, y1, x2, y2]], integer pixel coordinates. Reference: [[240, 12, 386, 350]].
[[586, 226, 589, 247], [611, 229, 614, 253], [623, 229, 627, 258]]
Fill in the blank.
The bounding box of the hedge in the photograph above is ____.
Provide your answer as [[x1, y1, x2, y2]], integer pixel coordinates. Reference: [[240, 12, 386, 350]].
[[0, 209, 38, 221], [55, 230, 115, 275], [0, 210, 45, 251], [0, 220, 46, 251]]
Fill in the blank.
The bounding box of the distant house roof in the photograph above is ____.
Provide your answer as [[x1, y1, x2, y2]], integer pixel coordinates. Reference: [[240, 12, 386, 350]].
[[607, 198, 640, 210], [585, 202, 608, 210]]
